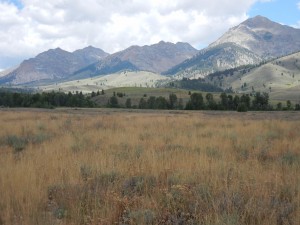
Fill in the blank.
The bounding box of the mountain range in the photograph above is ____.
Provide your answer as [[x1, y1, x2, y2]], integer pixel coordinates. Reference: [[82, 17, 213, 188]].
[[165, 16, 300, 78], [1, 15, 300, 101], [0, 46, 108, 85], [0, 41, 198, 85], [73, 41, 198, 79]]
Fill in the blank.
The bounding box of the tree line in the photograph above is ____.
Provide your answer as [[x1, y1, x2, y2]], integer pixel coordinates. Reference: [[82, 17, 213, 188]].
[[0, 91, 95, 108], [185, 92, 271, 111], [137, 93, 183, 110], [1, 90, 299, 111], [187, 92, 299, 111], [111, 91, 299, 111]]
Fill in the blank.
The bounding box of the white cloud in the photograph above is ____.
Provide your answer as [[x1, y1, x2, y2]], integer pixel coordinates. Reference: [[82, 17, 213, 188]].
[[0, 0, 263, 69], [298, 2, 300, 10]]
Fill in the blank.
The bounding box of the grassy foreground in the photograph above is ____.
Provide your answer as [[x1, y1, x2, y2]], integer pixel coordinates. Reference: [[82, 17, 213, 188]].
[[0, 109, 299, 225]]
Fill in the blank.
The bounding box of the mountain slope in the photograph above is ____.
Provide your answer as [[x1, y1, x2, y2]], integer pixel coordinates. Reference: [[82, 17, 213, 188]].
[[0, 47, 109, 85], [210, 15, 300, 58], [0, 66, 17, 78], [74, 41, 198, 77], [40, 71, 169, 93], [208, 51, 300, 101], [164, 42, 262, 78]]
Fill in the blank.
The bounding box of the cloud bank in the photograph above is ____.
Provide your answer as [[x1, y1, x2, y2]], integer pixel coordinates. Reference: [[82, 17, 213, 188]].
[[0, 0, 270, 69]]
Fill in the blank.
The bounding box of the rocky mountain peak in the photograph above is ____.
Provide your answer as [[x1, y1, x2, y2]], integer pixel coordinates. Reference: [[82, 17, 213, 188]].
[[73, 45, 107, 54], [241, 15, 274, 28], [157, 40, 168, 45], [210, 15, 300, 58], [73, 46, 109, 63]]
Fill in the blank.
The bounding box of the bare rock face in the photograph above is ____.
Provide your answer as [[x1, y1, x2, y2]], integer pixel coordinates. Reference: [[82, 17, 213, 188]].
[[118, 41, 199, 73], [0, 47, 109, 85], [76, 41, 199, 77], [73, 46, 109, 64], [164, 43, 262, 78], [210, 15, 300, 58]]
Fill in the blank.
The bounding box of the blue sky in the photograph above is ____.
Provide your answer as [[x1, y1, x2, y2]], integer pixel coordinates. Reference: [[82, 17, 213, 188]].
[[7, 0, 22, 8], [0, 0, 300, 70], [249, 0, 300, 26]]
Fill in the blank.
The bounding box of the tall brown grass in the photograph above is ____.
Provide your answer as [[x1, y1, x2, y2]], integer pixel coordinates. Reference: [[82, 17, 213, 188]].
[[0, 110, 299, 225]]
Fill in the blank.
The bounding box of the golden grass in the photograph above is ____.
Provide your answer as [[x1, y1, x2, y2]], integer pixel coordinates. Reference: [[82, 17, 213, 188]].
[[0, 109, 299, 225]]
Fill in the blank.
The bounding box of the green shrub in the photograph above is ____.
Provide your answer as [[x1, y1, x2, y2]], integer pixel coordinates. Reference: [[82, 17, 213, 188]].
[[206, 147, 222, 159], [281, 152, 300, 166], [30, 133, 51, 144], [257, 148, 272, 162], [122, 176, 157, 197], [6, 135, 28, 152], [128, 209, 156, 225], [53, 207, 66, 219]]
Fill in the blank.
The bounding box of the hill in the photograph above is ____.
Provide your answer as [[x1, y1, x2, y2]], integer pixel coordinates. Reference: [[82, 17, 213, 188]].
[[206, 52, 300, 102], [165, 78, 224, 93], [40, 71, 169, 94], [91, 87, 194, 108]]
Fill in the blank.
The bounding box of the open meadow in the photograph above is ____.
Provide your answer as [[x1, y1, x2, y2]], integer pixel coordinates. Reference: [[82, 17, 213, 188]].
[[0, 108, 299, 225]]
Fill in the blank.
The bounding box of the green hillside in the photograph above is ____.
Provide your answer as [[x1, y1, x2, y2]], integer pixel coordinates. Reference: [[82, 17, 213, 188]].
[[165, 78, 224, 92], [206, 52, 300, 102], [92, 87, 193, 107]]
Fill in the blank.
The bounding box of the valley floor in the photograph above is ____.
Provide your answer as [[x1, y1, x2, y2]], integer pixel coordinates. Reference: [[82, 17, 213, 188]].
[[0, 109, 299, 225], [2, 107, 300, 120]]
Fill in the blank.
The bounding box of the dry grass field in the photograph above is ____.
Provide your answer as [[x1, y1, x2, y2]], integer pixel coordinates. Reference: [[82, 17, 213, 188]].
[[0, 109, 299, 225]]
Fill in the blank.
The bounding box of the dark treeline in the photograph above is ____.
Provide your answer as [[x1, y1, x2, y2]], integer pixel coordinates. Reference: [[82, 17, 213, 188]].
[[1, 90, 299, 111], [0, 91, 95, 108], [136, 92, 300, 111], [185, 92, 270, 111], [137, 93, 184, 110]]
